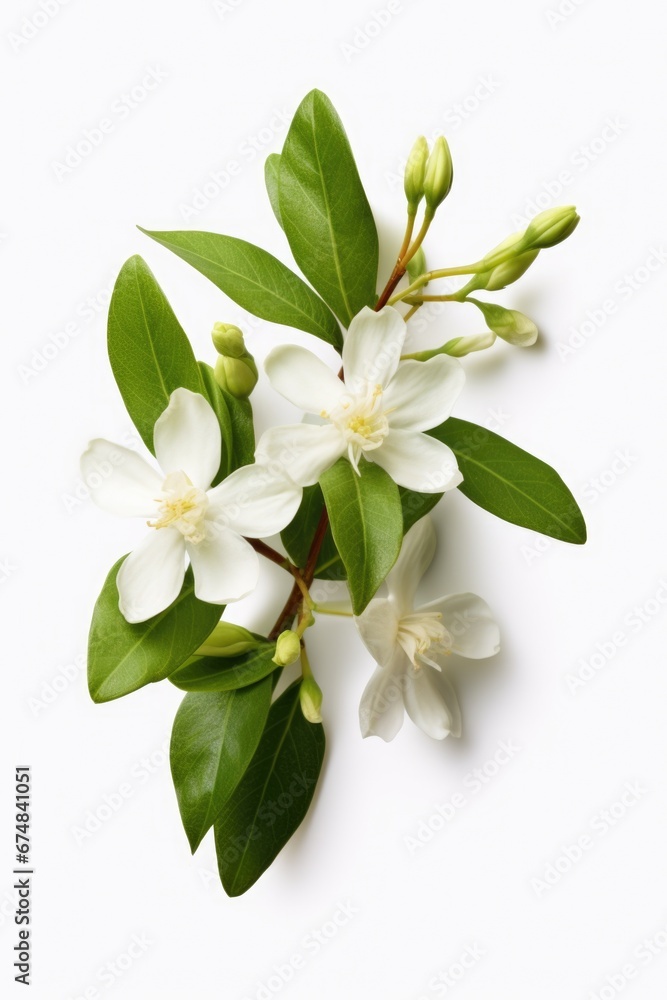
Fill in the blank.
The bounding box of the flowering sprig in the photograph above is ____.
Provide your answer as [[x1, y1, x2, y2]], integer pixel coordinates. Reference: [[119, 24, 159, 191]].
[[82, 89, 585, 896]]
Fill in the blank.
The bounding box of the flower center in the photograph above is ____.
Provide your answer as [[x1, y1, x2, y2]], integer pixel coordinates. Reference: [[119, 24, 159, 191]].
[[148, 471, 209, 544], [396, 611, 452, 671], [325, 382, 389, 473]]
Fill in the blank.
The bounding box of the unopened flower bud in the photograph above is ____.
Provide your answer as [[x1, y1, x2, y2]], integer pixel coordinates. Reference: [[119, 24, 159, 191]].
[[442, 331, 497, 357], [404, 136, 429, 212], [524, 206, 580, 249], [214, 354, 258, 399], [473, 300, 538, 347], [481, 231, 527, 270], [272, 630, 301, 667], [211, 322, 247, 358], [483, 249, 539, 291], [196, 622, 260, 658], [299, 676, 323, 724], [423, 136, 453, 214], [406, 246, 427, 284]]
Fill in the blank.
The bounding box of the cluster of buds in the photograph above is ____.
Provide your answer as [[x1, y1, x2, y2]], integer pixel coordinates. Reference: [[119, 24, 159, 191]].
[[475, 206, 580, 291], [404, 135, 453, 218], [211, 322, 258, 399]]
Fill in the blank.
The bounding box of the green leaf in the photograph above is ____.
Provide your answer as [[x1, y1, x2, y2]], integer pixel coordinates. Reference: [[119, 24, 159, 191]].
[[170, 678, 272, 852], [431, 417, 587, 543], [169, 643, 279, 693], [279, 89, 379, 325], [139, 228, 342, 349], [264, 153, 283, 228], [214, 682, 325, 896], [320, 459, 403, 614], [107, 255, 205, 453], [87, 560, 222, 703], [198, 362, 255, 480], [399, 487, 443, 533]]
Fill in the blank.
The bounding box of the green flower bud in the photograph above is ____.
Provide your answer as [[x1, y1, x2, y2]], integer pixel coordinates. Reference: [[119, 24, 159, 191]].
[[406, 246, 427, 284], [483, 249, 539, 291], [481, 231, 527, 270], [214, 353, 258, 399], [404, 136, 429, 212], [299, 676, 323, 724], [524, 206, 580, 249], [441, 331, 497, 357], [196, 621, 260, 658], [423, 136, 453, 214], [211, 322, 246, 358], [473, 300, 538, 347], [272, 630, 301, 667]]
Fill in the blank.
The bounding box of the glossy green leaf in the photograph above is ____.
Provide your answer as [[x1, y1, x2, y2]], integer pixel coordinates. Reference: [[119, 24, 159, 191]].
[[264, 153, 283, 228], [198, 362, 254, 480], [169, 643, 279, 693], [88, 560, 222, 703], [215, 682, 325, 896], [139, 228, 342, 348], [320, 459, 403, 614], [107, 255, 205, 452], [279, 89, 379, 325], [399, 487, 443, 533], [431, 417, 587, 543], [170, 678, 272, 852]]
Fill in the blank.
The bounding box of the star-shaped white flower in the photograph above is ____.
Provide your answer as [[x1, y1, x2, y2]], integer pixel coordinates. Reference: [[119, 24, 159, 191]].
[[81, 388, 301, 623], [257, 306, 465, 492], [355, 516, 500, 741]]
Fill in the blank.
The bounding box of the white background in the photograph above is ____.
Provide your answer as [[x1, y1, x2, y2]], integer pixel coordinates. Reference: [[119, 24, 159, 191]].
[[2, 0, 666, 997]]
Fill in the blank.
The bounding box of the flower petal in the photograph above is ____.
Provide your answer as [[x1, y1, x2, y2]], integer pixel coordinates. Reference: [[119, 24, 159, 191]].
[[372, 429, 462, 493], [359, 655, 407, 741], [354, 598, 399, 666], [153, 388, 221, 489], [342, 306, 406, 390], [117, 528, 186, 623], [255, 423, 344, 487], [264, 345, 345, 415], [386, 516, 436, 613], [187, 530, 259, 604], [383, 356, 465, 431], [421, 593, 500, 659], [81, 439, 162, 517], [207, 464, 302, 537], [403, 667, 460, 739]]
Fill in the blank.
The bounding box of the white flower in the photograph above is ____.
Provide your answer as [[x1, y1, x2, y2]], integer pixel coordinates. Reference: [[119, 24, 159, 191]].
[[257, 306, 465, 493], [81, 388, 301, 623], [355, 517, 500, 741]]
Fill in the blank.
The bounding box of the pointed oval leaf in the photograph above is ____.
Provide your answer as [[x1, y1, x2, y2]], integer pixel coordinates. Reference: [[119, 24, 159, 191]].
[[107, 255, 206, 453], [170, 678, 272, 853], [214, 682, 325, 896], [87, 560, 222, 703], [279, 89, 379, 325], [139, 228, 342, 348], [430, 417, 587, 543], [264, 153, 283, 228], [320, 458, 403, 614]]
